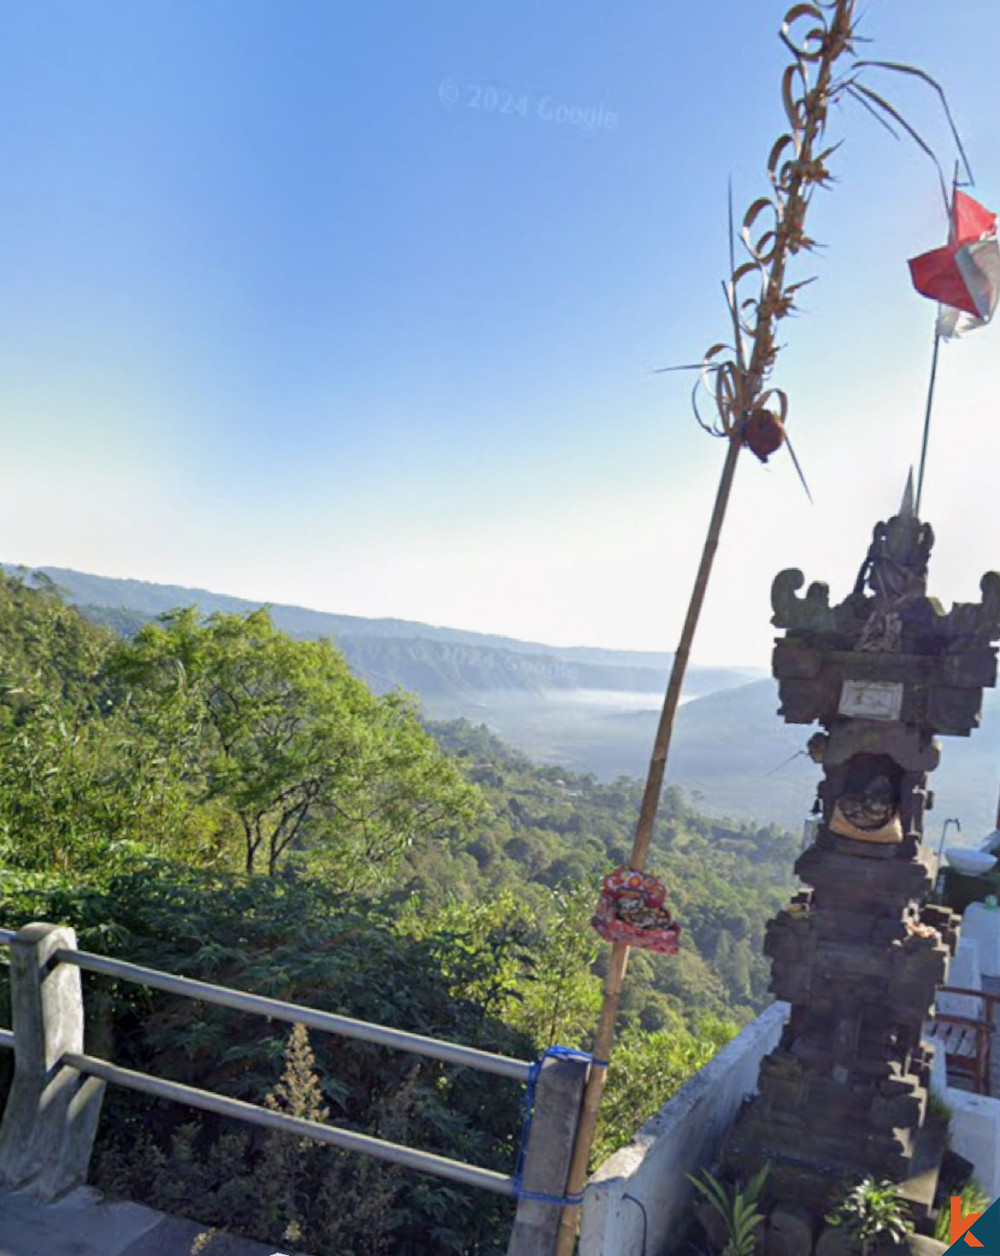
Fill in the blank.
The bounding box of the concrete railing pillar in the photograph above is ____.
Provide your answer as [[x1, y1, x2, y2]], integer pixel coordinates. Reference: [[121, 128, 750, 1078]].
[[507, 1053, 588, 1256], [0, 922, 105, 1198]]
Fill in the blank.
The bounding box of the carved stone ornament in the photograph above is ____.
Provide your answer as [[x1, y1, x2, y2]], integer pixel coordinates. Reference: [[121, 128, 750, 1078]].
[[724, 503, 999, 1217], [772, 530, 1000, 653]]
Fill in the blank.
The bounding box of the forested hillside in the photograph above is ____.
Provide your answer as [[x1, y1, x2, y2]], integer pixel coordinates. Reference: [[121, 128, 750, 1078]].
[[47, 563, 998, 837], [405, 721, 797, 1029], [0, 571, 795, 1255]]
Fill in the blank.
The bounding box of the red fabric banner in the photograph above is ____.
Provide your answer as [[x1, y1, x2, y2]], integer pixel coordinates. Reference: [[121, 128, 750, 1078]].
[[908, 192, 999, 335]]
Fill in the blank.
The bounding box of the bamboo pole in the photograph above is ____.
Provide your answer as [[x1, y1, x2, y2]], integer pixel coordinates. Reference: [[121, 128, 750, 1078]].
[[553, 431, 743, 1256], [552, 6, 861, 1251]]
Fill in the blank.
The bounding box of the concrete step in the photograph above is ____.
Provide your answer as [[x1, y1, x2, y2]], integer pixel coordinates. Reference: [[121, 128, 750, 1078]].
[[0, 1187, 309, 1256]]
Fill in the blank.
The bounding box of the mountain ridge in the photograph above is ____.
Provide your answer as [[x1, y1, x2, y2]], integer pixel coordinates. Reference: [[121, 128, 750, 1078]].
[[8, 563, 763, 698], [8, 562, 996, 842]]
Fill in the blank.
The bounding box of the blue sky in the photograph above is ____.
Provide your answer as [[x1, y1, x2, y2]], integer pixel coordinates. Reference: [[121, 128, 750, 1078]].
[[2, 0, 999, 664]]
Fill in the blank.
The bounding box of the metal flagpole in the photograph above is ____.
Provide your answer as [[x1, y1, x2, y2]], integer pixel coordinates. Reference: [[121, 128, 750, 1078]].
[[914, 328, 941, 517], [916, 165, 960, 517]]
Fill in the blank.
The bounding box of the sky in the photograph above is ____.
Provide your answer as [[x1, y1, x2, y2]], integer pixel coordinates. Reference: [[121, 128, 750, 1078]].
[[1, 0, 999, 666]]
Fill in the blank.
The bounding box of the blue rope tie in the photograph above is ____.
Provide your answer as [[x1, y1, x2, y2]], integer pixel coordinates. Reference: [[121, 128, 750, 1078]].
[[517, 1187, 586, 1206], [512, 1045, 599, 1207]]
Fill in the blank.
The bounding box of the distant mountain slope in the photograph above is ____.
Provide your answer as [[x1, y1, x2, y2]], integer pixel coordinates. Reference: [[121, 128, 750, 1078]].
[[7, 564, 762, 701], [10, 563, 995, 838], [421, 680, 810, 822], [20, 565, 673, 663], [666, 679, 1000, 841], [639, 680, 1000, 841], [424, 678, 1000, 839]]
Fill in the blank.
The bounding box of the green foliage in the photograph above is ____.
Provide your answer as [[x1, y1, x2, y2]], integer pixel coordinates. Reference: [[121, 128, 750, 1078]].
[[0, 570, 192, 874], [688, 1164, 770, 1256], [935, 1180, 991, 1244], [926, 1091, 952, 1128], [826, 1178, 910, 1253], [0, 575, 797, 1255], [108, 608, 482, 879], [0, 568, 111, 715], [927, 1092, 954, 1155], [512, 881, 603, 1046], [595, 1020, 737, 1163], [419, 720, 796, 1030], [398, 882, 602, 1048], [0, 860, 530, 1256]]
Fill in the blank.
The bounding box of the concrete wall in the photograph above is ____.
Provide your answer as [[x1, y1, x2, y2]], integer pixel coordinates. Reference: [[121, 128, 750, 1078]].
[[580, 1001, 788, 1256], [929, 1061, 1000, 1201], [945, 1090, 1000, 1200], [578, 993, 1000, 1256]]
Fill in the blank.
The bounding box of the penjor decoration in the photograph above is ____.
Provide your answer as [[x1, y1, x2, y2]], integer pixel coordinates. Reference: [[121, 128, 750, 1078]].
[[555, 3, 984, 1252]]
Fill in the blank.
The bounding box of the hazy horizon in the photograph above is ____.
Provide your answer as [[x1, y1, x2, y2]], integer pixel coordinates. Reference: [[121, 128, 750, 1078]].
[[3, 1, 1000, 667], [10, 557, 775, 668]]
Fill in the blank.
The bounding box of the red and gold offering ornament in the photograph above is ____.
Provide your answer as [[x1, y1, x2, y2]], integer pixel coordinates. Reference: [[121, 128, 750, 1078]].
[[591, 866, 681, 954]]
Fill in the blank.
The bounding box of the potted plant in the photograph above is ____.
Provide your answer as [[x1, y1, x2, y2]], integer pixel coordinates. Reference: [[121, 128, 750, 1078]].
[[825, 1177, 910, 1256], [688, 1164, 770, 1256]]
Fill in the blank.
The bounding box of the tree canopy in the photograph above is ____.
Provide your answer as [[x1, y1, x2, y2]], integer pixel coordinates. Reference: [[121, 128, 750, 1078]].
[[0, 571, 796, 1255], [108, 607, 482, 878]]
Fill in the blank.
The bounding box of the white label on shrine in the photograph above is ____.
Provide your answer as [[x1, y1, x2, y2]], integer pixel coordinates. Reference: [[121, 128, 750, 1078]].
[[838, 680, 904, 722]]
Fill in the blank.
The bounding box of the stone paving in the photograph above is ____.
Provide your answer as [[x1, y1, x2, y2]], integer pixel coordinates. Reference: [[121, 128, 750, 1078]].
[[0, 1187, 307, 1256]]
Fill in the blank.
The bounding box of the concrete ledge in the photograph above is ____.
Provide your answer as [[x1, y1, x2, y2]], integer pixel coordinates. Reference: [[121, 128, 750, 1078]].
[[580, 1002, 789, 1256], [941, 1090, 1000, 1200]]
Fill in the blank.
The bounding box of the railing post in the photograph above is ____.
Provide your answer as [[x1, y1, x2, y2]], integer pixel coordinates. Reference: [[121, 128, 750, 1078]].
[[507, 1053, 588, 1256], [0, 922, 105, 1198]]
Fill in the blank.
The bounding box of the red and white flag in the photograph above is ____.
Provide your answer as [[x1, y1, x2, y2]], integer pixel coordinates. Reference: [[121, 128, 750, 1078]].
[[908, 190, 1000, 339]]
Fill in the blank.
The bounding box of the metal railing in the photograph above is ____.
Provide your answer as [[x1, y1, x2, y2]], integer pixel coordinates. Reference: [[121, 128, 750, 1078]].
[[57, 948, 532, 1083], [0, 923, 587, 1255], [53, 945, 528, 1195], [62, 1050, 516, 1193]]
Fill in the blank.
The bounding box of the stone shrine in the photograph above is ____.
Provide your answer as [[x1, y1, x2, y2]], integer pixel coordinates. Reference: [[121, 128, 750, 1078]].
[[722, 494, 1000, 1233]]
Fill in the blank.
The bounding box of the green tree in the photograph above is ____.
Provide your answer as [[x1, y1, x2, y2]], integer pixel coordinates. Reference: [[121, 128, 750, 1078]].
[[0, 701, 191, 874], [399, 882, 601, 1048], [594, 1018, 738, 1163], [509, 881, 602, 1048], [0, 569, 111, 717], [0, 860, 531, 1256], [0, 570, 193, 873], [109, 608, 483, 879]]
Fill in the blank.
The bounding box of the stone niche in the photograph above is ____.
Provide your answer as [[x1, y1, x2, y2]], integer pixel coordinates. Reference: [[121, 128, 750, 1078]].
[[719, 506, 1000, 1252]]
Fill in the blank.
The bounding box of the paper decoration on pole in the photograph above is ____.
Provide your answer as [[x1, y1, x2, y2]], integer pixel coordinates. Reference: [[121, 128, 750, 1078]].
[[909, 190, 1000, 339], [591, 867, 680, 954]]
